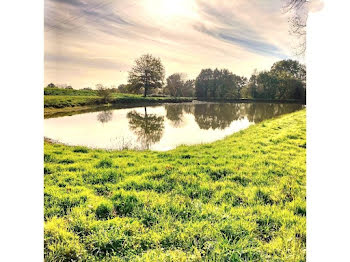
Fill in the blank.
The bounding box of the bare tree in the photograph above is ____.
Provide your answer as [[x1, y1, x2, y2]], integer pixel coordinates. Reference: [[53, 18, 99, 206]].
[[283, 0, 308, 56], [284, 0, 308, 11]]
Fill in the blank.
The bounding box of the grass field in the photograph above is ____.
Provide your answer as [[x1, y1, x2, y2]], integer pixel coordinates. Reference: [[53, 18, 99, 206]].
[[44, 95, 193, 118], [44, 88, 98, 96], [44, 95, 192, 108], [44, 88, 193, 119], [44, 109, 306, 261]]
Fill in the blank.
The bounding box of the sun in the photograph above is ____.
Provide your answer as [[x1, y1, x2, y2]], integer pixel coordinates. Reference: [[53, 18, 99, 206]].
[[145, 0, 198, 21], [159, 0, 195, 17]]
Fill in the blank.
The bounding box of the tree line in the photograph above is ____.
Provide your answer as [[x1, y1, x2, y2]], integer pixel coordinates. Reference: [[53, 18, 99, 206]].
[[195, 60, 306, 101], [119, 54, 306, 101], [46, 54, 306, 101]]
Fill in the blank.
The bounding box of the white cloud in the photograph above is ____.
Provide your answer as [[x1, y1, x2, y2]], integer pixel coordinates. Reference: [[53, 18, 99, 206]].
[[45, 0, 303, 89]]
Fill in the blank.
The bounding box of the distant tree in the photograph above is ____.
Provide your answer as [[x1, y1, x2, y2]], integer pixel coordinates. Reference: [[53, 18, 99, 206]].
[[47, 83, 55, 88], [128, 54, 165, 97], [110, 85, 118, 93], [209, 69, 220, 98], [270, 59, 306, 82], [270, 59, 306, 100], [245, 72, 258, 99], [83, 87, 92, 90], [118, 83, 141, 94], [164, 73, 188, 97], [182, 79, 195, 97], [231, 74, 248, 98], [117, 84, 127, 93], [96, 84, 113, 103], [213, 69, 230, 98], [195, 69, 213, 98], [256, 71, 279, 99], [245, 60, 306, 100], [195, 68, 247, 99], [65, 86, 73, 89]]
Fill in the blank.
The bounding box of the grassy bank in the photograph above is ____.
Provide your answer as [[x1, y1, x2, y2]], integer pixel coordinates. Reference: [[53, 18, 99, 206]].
[[197, 98, 305, 105], [44, 94, 193, 108], [44, 93, 193, 118], [44, 109, 306, 261], [44, 87, 98, 96]]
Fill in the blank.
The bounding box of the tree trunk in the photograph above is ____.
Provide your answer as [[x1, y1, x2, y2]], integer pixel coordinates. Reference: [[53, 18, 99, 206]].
[[144, 71, 149, 97]]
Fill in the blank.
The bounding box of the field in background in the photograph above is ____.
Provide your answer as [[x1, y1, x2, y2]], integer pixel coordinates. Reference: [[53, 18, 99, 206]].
[[44, 109, 306, 261], [44, 88, 193, 117]]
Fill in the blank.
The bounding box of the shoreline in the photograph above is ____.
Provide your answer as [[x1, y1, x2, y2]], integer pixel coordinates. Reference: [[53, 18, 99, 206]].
[[44, 97, 305, 119]]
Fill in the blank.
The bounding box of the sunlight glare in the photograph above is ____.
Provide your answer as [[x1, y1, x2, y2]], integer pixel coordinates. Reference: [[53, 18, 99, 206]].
[[145, 0, 198, 21]]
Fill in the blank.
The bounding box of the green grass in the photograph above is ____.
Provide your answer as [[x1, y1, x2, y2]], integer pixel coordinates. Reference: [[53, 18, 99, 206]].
[[44, 87, 98, 96], [44, 93, 192, 108], [44, 109, 306, 261], [44, 95, 100, 108], [44, 94, 193, 118]]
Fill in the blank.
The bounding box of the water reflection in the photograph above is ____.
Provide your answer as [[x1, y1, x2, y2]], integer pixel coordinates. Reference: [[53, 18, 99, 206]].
[[97, 110, 113, 124], [244, 103, 302, 123], [165, 103, 303, 130], [193, 104, 245, 130], [44, 103, 304, 151], [165, 105, 185, 127], [127, 107, 165, 150]]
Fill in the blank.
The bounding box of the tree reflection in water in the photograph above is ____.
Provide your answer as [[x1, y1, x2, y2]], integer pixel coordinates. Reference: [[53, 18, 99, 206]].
[[97, 110, 113, 124], [193, 103, 244, 130], [45, 103, 304, 150], [127, 107, 164, 150], [191, 103, 303, 130], [165, 105, 185, 128], [244, 103, 303, 123]]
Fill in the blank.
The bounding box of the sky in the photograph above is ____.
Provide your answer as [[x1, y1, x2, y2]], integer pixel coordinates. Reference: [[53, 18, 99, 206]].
[[44, 0, 302, 89]]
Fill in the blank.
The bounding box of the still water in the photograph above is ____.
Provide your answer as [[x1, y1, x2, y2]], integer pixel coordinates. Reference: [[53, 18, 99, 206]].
[[44, 103, 303, 151]]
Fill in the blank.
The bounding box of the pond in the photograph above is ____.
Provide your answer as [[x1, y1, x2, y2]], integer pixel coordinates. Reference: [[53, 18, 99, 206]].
[[44, 102, 304, 151]]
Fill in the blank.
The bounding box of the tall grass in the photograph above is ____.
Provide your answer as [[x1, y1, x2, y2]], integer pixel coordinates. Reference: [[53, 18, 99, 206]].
[[44, 109, 306, 261]]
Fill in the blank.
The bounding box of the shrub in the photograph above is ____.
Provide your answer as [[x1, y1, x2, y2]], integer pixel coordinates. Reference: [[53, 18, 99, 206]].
[[96, 84, 113, 103]]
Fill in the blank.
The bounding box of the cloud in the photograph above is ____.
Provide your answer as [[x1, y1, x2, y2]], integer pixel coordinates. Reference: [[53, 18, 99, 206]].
[[45, 54, 128, 70], [82, 9, 130, 26], [193, 23, 286, 58], [50, 0, 87, 7], [218, 33, 286, 59], [45, 0, 302, 88]]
